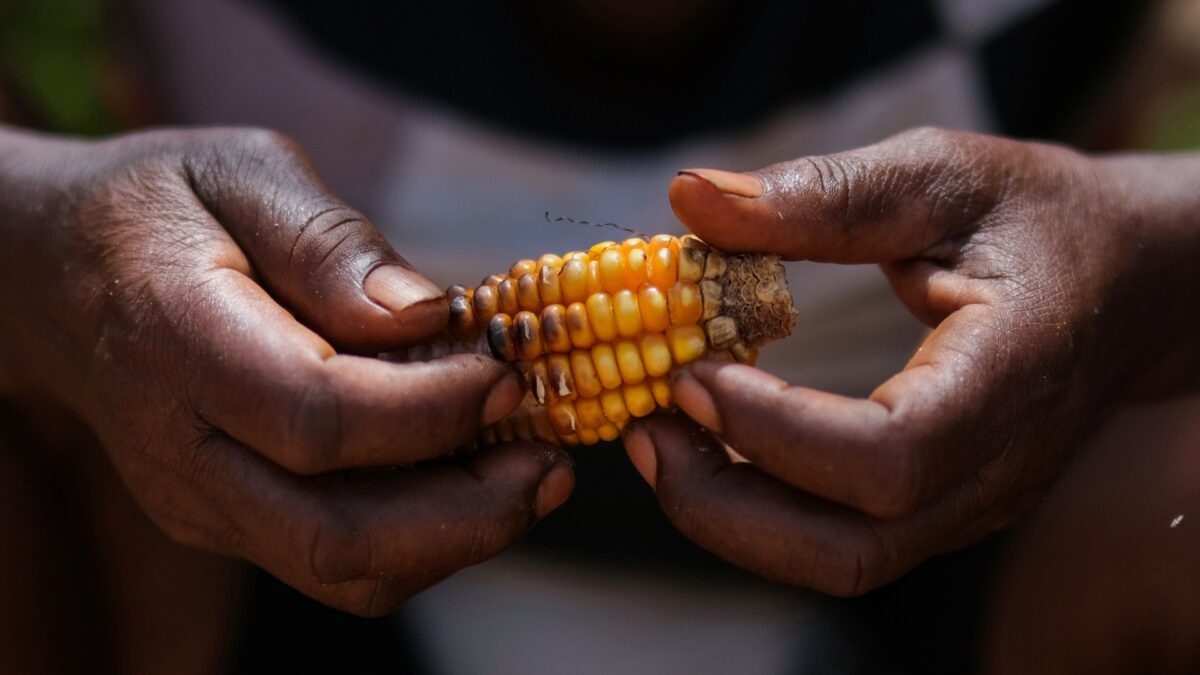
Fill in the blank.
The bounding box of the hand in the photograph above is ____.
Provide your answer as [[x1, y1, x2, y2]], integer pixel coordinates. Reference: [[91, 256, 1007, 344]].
[[624, 127, 1200, 595], [0, 126, 573, 615]]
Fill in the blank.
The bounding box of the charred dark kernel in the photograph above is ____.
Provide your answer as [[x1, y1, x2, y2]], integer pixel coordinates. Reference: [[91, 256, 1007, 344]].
[[448, 294, 477, 339], [540, 304, 572, 352], [488, 314, 516, 361]]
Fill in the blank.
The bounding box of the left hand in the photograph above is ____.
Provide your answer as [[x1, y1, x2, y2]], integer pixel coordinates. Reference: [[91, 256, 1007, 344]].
[[623, 127, 1200, 595]]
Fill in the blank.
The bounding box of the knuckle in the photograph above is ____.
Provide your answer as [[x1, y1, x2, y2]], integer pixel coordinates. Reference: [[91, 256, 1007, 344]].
[[821, 528, 892, 597], [287, 203, 376, 275], [898, 125, 958, 154], [305, 506, 371, 583], [231, 127, 303, 160], [867, 431, 924, 519], [278, 370, 344, 474], [330, 580, 408, 618]]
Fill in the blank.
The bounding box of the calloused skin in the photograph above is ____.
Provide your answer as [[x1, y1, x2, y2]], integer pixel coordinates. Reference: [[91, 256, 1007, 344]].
[[624, 127, 1200, 598], [0, 125, 575, 618]]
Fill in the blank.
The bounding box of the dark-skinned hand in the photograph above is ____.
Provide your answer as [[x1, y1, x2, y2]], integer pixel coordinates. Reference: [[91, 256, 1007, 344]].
[[624, 127, 1200, 596], [0, 126, 573, 616]]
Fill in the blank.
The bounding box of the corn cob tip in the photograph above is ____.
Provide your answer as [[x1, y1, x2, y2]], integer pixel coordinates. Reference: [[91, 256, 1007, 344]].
[[720, 253, 797, 348]]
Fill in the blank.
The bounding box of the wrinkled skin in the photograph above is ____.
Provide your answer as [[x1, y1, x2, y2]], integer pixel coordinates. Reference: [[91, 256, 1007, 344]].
[[0, 126, 574, 617], [624, 127, 1200, 596]]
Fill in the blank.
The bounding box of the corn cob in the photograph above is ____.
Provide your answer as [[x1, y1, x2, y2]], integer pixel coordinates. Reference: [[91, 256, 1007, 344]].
[[399, 235, 795, 446]]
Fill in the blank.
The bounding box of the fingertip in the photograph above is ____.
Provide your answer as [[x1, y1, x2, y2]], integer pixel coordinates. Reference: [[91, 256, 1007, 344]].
[[672, 367, 722, 434], [622, 422, 658, 488], [481, 369, 525, 426], [668, 171, 774, 254], [535, 462, 575, 518]]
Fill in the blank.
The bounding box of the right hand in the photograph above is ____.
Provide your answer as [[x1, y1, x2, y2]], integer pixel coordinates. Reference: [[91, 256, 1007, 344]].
[[0, 126, 574, 616]]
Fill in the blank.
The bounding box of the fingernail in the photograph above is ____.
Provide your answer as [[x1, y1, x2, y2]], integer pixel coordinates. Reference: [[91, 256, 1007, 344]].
[[364, 264, 442, 314], [482, 371, 523, 425], [535, 463, 574, 518], [673, 369, 722, 434], [623, 423, 658, 488], [677, 169, 763, 198]]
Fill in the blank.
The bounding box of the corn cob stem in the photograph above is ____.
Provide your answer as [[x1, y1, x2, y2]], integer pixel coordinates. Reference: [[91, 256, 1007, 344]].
[[395, 235, 796, 447]]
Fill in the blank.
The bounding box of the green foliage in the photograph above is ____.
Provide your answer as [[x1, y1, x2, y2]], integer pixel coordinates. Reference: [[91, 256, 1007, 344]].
[[0, 0, 119, 134], [1146, 88, 1200, 151]]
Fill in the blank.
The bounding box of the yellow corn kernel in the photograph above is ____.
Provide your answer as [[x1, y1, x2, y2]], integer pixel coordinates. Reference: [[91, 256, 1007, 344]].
[[647, 246, 678, 289], [575, 396, 606, 429], [639, 333, 672, 377], [537, 253, 563, 270], [560, 259, 589, 304], [549, 400, 579, 438], [623, 382, 655, 418], [590, 343, 622, 389], [638, 284, 670, 333], [497, 278, 520, 315], [510, 259, 538, 279], [563, 251, 588, 262], [571, 350, 603, 398], [622, 237, 646, 251], [577, 427, 601, 445], [649, 376, 673, 408], [585, 292, 618, 342], [541, 304, 572, 352], [547, 353, 575, 400], [597, 423, 620, 442], [517, 273, 541, 311], [624, 247, 647, 288], [599, 247, 625, 294], [667, 280, 703, 326], [648, 233, 680, 256], [614, 339, 646, 384], [613, 289, 642, 338], [481, 273, 505, 288], [589, 240, 617, 257], [539, 264, 563, 306], [566, 302, 597, 348], [586, 259, 604, 295], [666, 324, 707, 365], [600, 389, 630, 425], [530, 358, 551, 405], [473, 284, 499, 324]]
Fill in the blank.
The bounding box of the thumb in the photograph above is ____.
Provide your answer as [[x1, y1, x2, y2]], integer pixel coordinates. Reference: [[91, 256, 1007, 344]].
[[184, 129, 443, 352], [669, 127, 1006, 264]]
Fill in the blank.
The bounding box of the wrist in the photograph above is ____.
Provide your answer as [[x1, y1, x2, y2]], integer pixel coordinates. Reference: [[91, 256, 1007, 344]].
[[1096, 153, 1200, 397], [0, 126, 95, 405]]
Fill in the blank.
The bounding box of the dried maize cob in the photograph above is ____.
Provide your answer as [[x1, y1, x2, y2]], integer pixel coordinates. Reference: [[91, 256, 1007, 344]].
[[402, 235, 796, 447]]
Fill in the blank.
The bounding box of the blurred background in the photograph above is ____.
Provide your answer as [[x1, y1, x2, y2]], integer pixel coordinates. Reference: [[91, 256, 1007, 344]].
[[1, 1, 1199, 674]]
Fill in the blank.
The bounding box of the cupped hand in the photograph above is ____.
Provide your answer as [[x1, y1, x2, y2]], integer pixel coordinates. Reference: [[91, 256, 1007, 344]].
[[625, 127, 1200, 595], [0, 126, 573, 615]]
